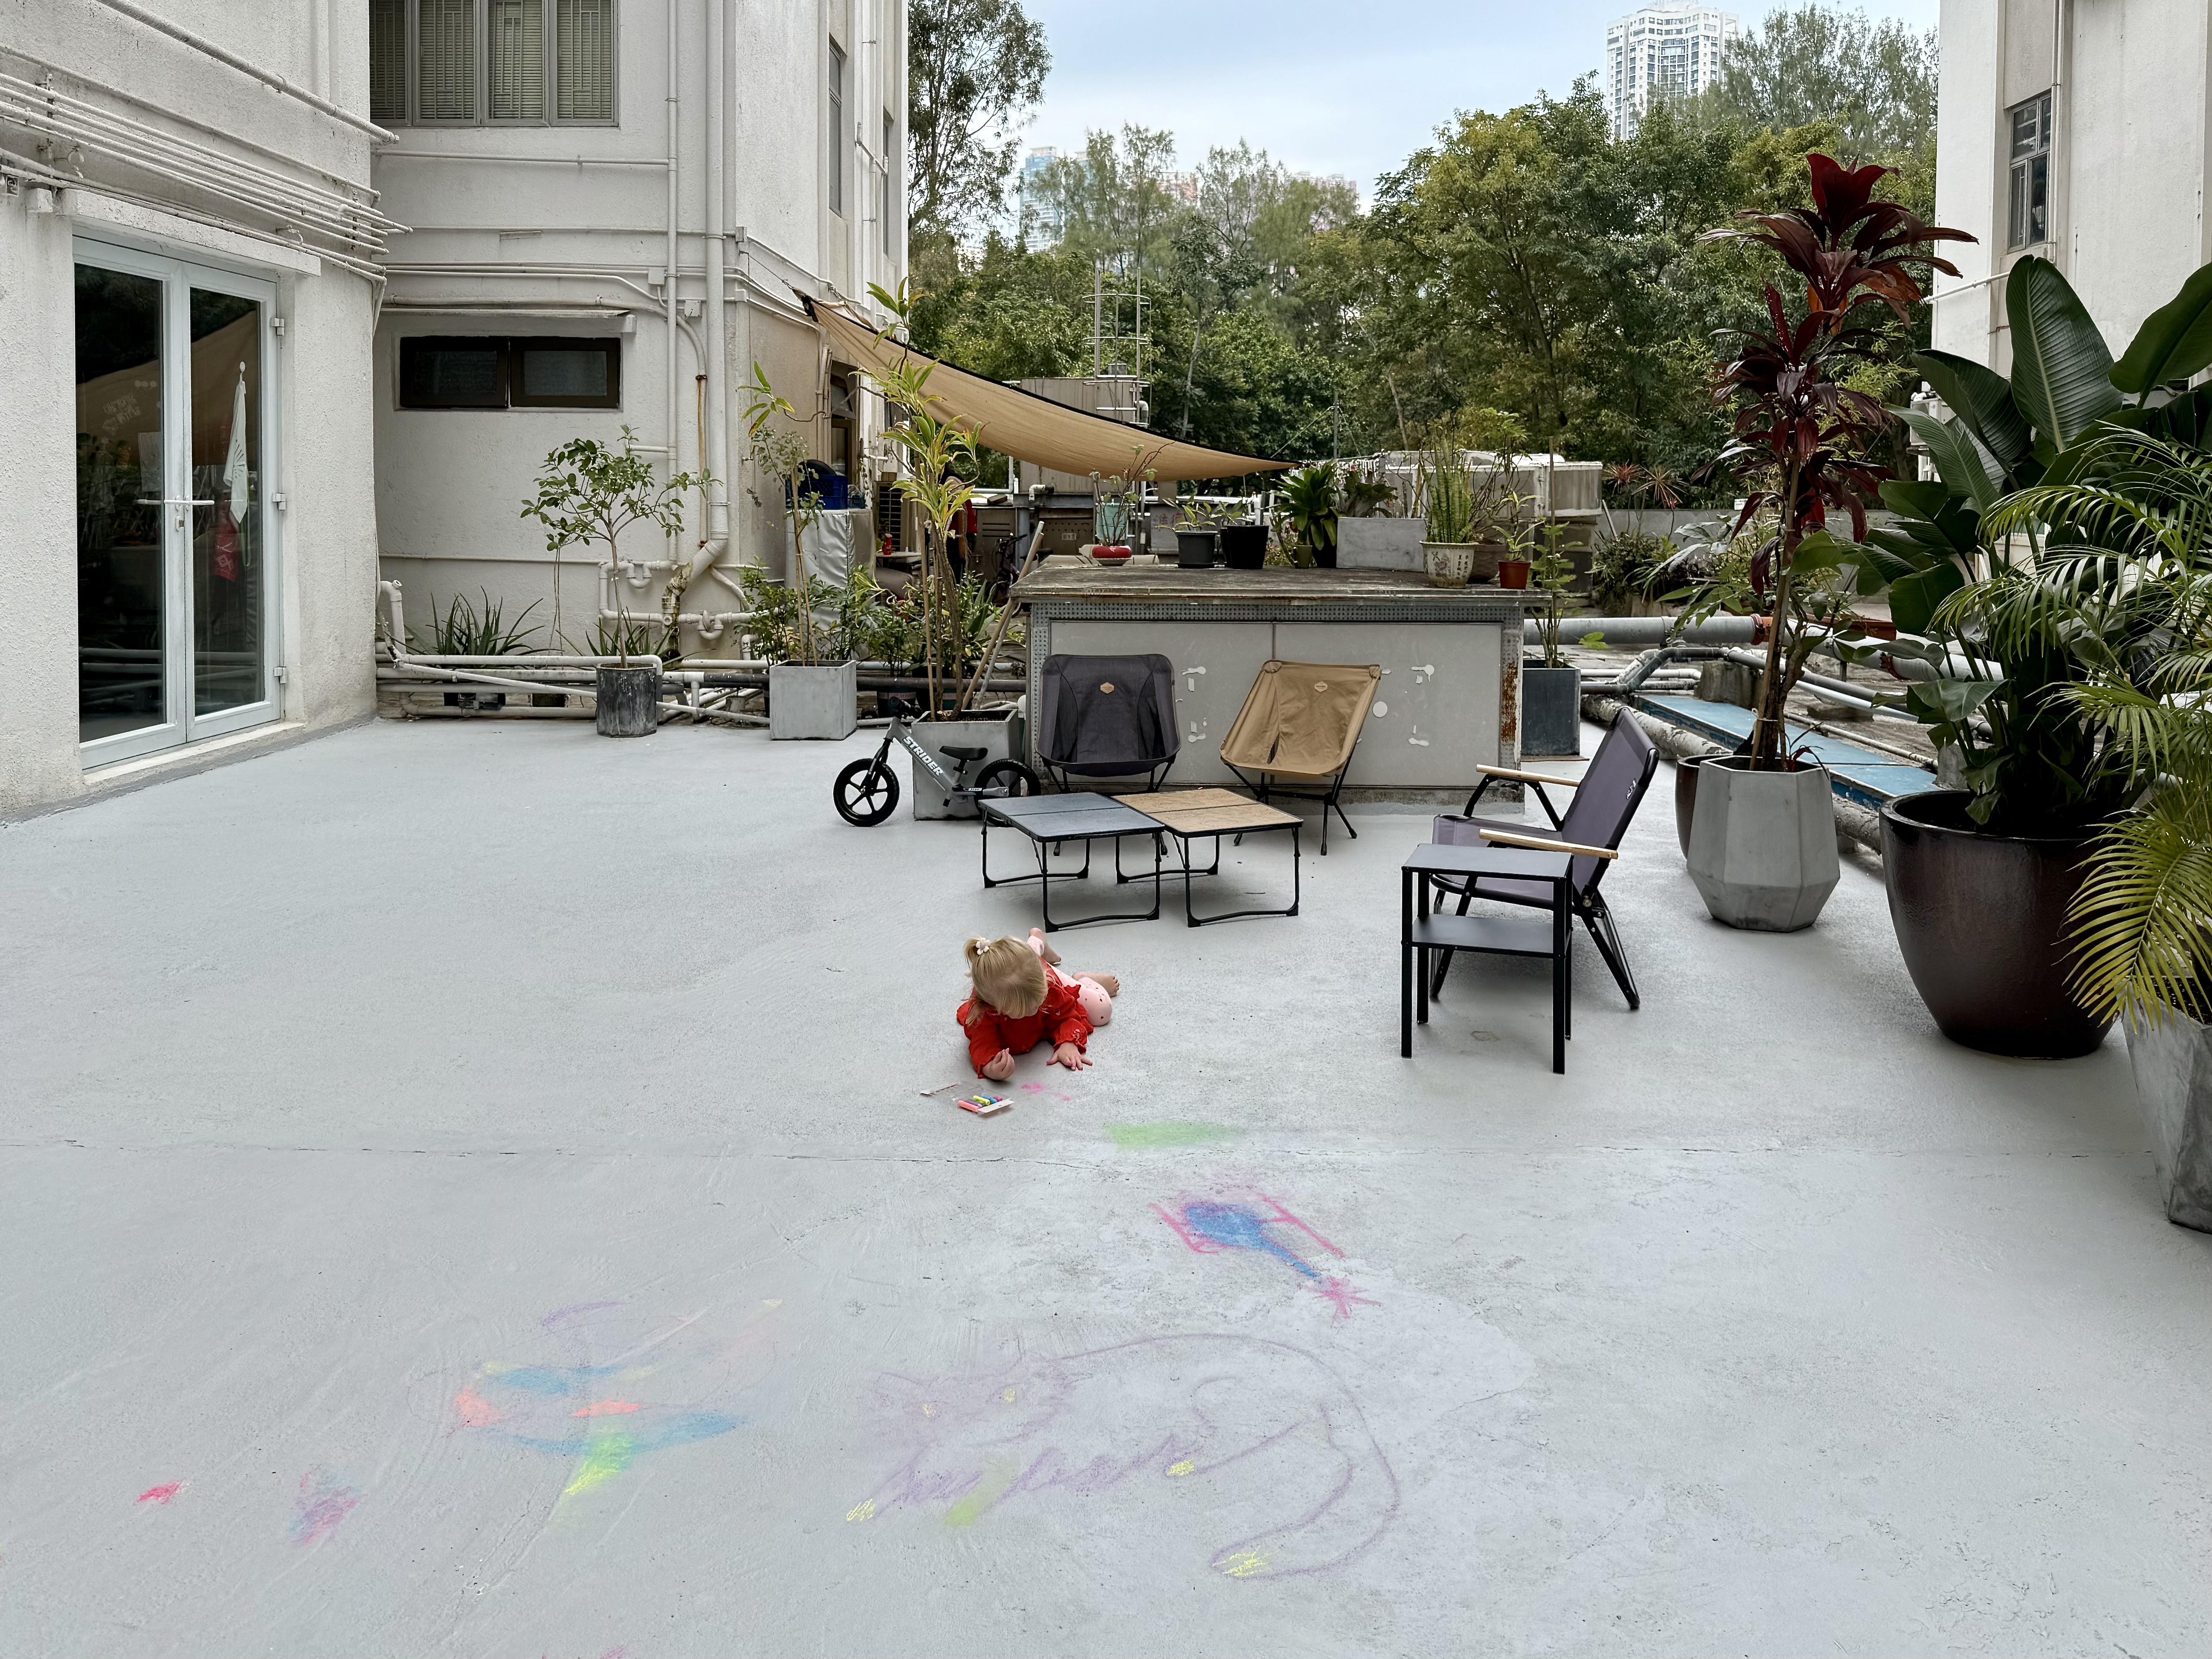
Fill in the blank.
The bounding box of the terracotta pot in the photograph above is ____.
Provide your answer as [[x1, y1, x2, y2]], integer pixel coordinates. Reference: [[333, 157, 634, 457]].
[[1499, 558, 1530, 590], [1878, 790, 2111, 1058]]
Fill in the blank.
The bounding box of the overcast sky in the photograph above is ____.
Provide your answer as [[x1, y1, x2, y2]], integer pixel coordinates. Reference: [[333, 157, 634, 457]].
[[1015, 0, 1942, 197]]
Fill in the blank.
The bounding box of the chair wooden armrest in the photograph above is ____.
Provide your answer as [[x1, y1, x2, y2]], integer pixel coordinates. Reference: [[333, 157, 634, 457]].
[[1476, 764, 1582, 789], [1478, 827, 1619, 861]]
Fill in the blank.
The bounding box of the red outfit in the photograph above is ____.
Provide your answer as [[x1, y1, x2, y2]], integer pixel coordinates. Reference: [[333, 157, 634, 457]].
[[959, 969, 1093, 1074]]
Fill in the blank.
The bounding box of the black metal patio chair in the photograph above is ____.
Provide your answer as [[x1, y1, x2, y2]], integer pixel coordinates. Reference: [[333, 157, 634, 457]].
[[1426, 714, 1659, 1008]]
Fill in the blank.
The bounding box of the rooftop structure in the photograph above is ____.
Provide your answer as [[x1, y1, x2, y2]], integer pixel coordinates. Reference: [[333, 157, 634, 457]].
[[1606, 1, 1740, 140]]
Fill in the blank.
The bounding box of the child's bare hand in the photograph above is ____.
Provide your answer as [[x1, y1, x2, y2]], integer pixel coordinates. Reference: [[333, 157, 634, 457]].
[[1051, 1042, 1091, 1070], [981, 1049, 1015, 1082]]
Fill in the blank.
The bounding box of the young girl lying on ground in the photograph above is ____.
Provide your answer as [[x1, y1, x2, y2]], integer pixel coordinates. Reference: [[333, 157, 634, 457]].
[[959, 930, 1121, 1081]]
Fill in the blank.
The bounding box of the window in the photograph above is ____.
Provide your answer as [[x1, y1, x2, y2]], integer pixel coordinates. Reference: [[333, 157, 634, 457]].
[[882, 112, 895, 255], [2008, 92, 2052, 250], [828, 41, 846, 217], [398, 337, 621, 409], [368, 0, 615, 126]]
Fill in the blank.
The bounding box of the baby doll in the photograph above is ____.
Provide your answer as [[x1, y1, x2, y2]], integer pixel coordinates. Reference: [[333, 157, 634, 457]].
[[1024, 928, 1116, 1027], [957, 933, 1122, 1082]]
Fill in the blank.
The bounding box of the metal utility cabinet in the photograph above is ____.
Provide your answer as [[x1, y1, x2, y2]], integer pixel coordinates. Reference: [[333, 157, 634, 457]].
[[1012, 565, 1526, 796]]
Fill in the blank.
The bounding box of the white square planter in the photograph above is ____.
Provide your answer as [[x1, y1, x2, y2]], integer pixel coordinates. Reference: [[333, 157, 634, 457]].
[[768, 661, 858, 740], [2128, 1006, 2212, 1231], [911, 705, 1024, 819], [1337, 516, 1426, 571]]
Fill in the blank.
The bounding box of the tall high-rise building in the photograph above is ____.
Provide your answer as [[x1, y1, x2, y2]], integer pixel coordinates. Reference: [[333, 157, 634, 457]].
[[1021, 146, 1064, 242], [1606, 2, 1740, 140]]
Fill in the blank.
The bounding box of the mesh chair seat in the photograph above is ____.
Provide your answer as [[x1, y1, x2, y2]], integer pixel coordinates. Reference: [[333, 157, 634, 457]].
[[1036, 653, 1179, 786]]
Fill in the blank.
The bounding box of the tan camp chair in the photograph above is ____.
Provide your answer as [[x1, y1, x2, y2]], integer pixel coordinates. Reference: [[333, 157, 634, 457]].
[[1219, 660, 1383, 853]]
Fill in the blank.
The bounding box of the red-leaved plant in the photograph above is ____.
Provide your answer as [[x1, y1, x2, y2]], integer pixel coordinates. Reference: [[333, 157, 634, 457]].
[[1703, 155, 1971, 768]]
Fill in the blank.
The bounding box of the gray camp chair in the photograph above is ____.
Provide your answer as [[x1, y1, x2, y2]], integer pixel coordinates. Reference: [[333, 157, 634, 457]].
[[1427, 714, 1659, 1008], [1036, 653, 1179, 792]]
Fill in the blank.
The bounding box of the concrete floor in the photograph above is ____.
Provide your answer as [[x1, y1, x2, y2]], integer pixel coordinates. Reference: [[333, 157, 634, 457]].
[[2, 719, 2206, 1658]]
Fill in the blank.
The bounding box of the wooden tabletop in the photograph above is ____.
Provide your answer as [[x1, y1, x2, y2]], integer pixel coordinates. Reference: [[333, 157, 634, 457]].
[[1117, 789, 1302, 835]]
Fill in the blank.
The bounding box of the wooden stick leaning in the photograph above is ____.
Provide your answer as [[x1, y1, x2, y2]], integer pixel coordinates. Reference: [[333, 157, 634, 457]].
[[953, 523, 1047, 718]]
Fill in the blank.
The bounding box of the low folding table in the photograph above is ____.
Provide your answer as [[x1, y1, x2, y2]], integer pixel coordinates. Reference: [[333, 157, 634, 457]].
[[1402, 841, 1577, 1072], [979, 792, 1163, 931], [1114, 788, 1302, 927]]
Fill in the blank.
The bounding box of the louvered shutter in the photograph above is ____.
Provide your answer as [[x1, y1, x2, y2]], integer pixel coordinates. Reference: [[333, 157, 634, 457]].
[[370, 0, 406, 122], [418, 0, 476, 121], [556, 0, 614, 121], [490, 0, 545, 122]]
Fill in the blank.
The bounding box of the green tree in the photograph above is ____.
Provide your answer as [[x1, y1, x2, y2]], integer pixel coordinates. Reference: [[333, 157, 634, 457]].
[[1702, 3, 1939, 159], [908, 0, 1050, 240]]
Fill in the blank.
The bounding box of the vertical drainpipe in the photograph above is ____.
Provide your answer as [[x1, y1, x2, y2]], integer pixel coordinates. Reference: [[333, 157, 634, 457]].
[[700, 0, 731, 573], [666, 0, 681, 492]]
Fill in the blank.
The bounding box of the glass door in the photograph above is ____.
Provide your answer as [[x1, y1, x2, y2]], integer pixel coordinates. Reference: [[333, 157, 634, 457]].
[[75, 243, 277, 766]]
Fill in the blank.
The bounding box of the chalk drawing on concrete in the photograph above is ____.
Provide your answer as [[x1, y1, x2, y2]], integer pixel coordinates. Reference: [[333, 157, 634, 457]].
[[291, 1469, 360, 1545], [850, 1333, 1401, 1579], [1156, 1191, 1376, 1320], [442, 1302, 751, 1504], [135, 1482, 183, 1506], [1105, 1122, 1241, 1149]]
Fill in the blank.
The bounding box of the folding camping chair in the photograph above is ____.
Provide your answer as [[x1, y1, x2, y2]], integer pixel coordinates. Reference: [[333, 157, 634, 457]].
[[1425, 713, 1660, 1009], [1219, 661, 1383, 853], [1035, 653, 1180, 793]]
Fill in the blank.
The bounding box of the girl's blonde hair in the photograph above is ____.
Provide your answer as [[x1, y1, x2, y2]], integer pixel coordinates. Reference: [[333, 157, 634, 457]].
[[963, 935, 1047, 1022]]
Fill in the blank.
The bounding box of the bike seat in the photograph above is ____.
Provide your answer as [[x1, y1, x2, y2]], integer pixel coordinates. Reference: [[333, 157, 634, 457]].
[[941, 745, 988, 762]]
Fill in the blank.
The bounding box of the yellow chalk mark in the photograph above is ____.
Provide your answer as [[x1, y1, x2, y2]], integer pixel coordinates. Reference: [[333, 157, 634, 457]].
[[763, 1299, 783, 1308], [481, 1361, 518, 1376], [1167, 1460, 1196, 1477], [561, 1433, 636, 1499], [921, 1402, 937, 1418], [1218, 1551, 1270, 1578], [1000, 1388, 1016, 1403], [617, 1365, 656, 1380], [845, 1499, 877, 1523]]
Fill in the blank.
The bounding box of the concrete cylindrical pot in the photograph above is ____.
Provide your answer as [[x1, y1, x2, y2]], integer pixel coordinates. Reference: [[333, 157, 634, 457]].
[[768, 660, 859, 740], [1521, 662, 1582, 758], [1673, 750, 1713, 856], [2128, 1005, 2212, 1231], [595, 663, 661, 737], [1686, 756, 1840, 931], [1878, 790, 2109, 1058], [1175, 529, 1219, 569]]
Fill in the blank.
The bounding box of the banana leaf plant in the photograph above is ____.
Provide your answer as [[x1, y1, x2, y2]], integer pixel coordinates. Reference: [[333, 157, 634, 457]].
[[1698, 155, 1971, 769], [1855, 254, 2212, 830]]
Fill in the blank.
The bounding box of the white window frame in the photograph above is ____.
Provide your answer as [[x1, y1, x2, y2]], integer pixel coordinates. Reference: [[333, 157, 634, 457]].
[[74, 237, 283, 769], [828, 39, 847, 219], [2007, 91, 2053, 251]]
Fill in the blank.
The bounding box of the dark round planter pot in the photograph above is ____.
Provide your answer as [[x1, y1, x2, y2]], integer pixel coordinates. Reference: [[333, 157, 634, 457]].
[[1175, 529, 1219, 569], [1220, 524, 1267, 569], [1878, 789, 2111, 1058], [595, 663, 661, 737]]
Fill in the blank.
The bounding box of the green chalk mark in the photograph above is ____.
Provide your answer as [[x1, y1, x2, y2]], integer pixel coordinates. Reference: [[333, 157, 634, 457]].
[[562, 1432, 637, 1499], [943, 1463, 1018, 1528], [1105, 1122, 1241, 1149]]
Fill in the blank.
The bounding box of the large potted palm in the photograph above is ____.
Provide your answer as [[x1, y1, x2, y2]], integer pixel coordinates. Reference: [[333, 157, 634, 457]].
[[1863, 254, 2212, 1055], [1681, 155, 1966, 931]]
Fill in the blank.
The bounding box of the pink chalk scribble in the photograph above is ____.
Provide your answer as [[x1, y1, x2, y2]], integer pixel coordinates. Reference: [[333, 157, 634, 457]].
[[136, 1482, 183, 1505], [290, 1470, 361, 1546], [571, 1400, 642, 1418], [453, 1387, 502, 1431], [1313, 1276, 1379, 1321]]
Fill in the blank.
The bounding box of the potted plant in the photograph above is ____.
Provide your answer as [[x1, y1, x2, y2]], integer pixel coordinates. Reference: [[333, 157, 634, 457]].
[[742, 365, 858, 740], [1520, 525, 1583, 758], [1678, 155, 1967, 930], [1173, 495, 1222, 569], [1416, 434, 1482, 587], [1279, 464, 1340, 569], [1861, 253, 2212, 1053], [520, 425, 707, 737]]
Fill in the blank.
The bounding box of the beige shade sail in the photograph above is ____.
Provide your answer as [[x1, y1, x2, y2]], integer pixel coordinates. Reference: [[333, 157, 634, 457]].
[[803, 296, 1292, 483]]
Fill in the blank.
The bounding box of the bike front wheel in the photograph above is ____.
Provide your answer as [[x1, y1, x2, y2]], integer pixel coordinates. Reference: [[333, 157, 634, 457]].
[[833, 757, 901, 826]]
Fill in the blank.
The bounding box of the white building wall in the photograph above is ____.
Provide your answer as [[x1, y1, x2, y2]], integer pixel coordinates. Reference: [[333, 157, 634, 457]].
[[1935, 0, 2212, 373], [0, 0, 384, 816], [375, 0, 908, 656]]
